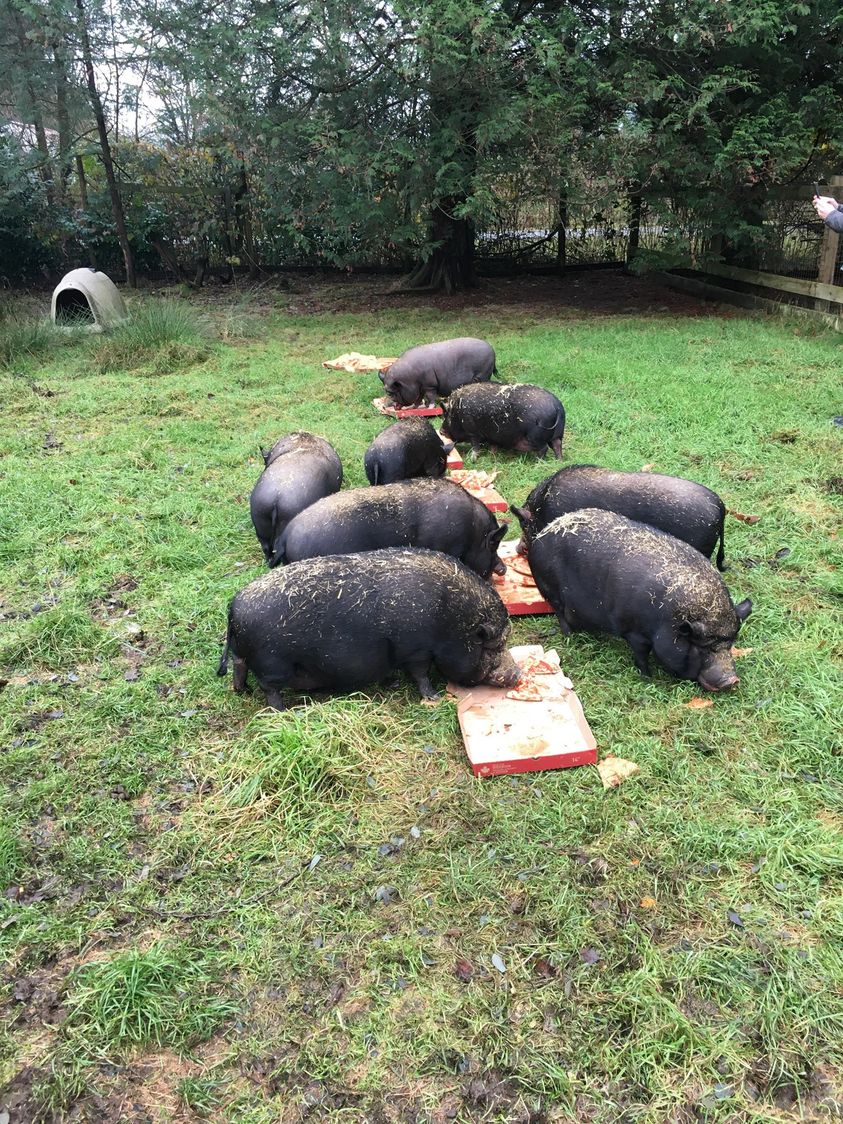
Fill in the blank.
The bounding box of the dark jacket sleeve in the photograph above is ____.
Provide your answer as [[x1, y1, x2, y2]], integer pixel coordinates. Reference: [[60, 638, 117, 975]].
[[824, 208, 843, 234]]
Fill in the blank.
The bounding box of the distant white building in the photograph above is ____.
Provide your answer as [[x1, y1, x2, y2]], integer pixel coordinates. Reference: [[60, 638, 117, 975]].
[[0, 119, 60, 151]]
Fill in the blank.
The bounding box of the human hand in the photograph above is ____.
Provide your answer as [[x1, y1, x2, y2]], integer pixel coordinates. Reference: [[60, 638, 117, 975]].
[[813, 195, 838, 220]]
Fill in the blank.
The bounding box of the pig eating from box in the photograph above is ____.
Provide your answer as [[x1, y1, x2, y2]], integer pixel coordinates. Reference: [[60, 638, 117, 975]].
[[379, 337, 496, 407], [364, 418, 453, 485], [440, 383, 566, 460], [511, 464, 727, 568], [272, 478, 507, 578], [250, 433, 342, 563], [529, 509, 751, 691], [217, 547, 521, 708]]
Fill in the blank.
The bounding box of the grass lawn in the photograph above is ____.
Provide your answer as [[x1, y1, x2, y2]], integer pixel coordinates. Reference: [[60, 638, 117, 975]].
[[0, 273, 841, 1122]]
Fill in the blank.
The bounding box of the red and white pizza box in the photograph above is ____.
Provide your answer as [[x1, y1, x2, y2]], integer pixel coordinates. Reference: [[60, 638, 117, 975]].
[[448, 645, 597, 777], [492, 540, 554, 616], [440, 433, 464, 470], [448, 468, 508, 512], [373, 397, 443, 418]]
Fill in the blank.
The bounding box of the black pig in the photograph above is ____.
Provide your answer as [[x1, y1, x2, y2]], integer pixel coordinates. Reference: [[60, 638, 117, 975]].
[[529, 508, 751, 691], [250, 432, 342, 563], [364, 418, 453, 485], [273, 478, 507, 578], [380, 337, 496, 407], [511, 465, 727, 568], [217, 547, 521, 708], [441, 383, 565, 460]]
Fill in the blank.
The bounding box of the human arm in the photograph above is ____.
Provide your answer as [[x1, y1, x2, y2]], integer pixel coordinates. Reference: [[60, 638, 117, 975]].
[[813, 195, 843, 232]]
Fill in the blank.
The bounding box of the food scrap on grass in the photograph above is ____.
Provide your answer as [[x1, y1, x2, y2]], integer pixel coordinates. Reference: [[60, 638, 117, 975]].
[[322, 352, 397, 372], [596, 756, 641, 790], [373, 396, 443, 418]]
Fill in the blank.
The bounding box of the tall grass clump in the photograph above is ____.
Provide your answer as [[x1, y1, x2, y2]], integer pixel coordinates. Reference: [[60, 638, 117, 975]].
[[0, 822, 23, 887], [62, 942, 236, 1054], [94, 299, 212, 373], [213, 704, 369, 841], [0, 605, 116, 671], [0, 311, 58, 370]]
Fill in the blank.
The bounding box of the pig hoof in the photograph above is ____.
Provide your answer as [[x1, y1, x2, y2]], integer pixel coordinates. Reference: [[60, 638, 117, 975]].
[[420, 694, 442, 707]]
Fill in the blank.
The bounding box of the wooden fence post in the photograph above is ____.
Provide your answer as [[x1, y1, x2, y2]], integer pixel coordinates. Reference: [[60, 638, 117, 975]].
[[816, 173, 843, 310]]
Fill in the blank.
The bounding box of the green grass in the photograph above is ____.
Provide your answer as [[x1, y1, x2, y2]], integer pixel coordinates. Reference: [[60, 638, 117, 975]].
[[62, 942, 235, 1051], [93, 297, 212, 373], [0, 276, 841, 1122]]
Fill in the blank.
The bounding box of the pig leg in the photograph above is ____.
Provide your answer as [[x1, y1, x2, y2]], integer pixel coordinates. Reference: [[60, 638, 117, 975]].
[[263, 688, 288, 711], [550, 437, 563, 460], [555, 609, 572, 636], [625, 633, 652, 676], [403, 660, 441, 701], [232, 655, 248, 694], [469, 443, 482, 462]]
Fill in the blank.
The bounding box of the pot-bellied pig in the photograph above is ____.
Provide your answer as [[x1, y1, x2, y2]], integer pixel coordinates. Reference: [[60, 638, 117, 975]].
[[511, 465, 727, 568], [217, 547, 521, 708], [364, 418, 453, 485], [529, 509, 751, 691], [441, 383, 565, 460], [273, 478, 507, 578], [250, 432, 342, 563], [380, 337, 496, 407]]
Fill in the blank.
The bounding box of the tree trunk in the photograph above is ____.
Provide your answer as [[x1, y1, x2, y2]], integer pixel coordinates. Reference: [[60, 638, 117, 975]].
[[54, 47, 73, 199], [626, 182, 642, 268], [556, 185, 568, 274], [11, 12, 55, 207], [75, 0, 136, 287], [75, 155, 89, 209], [74, 155, 97, 269], [403, 199, 475, 293], [234, 162, 260, 280]]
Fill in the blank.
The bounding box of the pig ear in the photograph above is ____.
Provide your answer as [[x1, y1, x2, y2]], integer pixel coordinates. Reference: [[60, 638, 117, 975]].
[[678, 619, 705, 640], [378, 371, 386, 383], [734, 598, 753, 622], [441, 440, 455, 454], [476, 622, 496, 643], [260, 446, 270, 464], [509, 504, 532, 525], [488, 522, 507, 549]]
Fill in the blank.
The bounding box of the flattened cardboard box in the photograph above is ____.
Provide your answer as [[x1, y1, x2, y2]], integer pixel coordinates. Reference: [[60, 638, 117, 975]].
[[447, 469, 508, 512], [373, 396, 443, 418], [492, 540, 554, 616], [448, 645, 597, 777], [439, 431, 464, 470]]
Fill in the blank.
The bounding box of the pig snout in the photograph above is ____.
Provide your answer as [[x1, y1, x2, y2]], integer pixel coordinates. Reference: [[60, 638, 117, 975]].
[[483, 650, 521, 688], [699, 672, 740, 692], [516, 538, 528, 557], [493, 557, 507, 576], [697, 651, 740, 691]]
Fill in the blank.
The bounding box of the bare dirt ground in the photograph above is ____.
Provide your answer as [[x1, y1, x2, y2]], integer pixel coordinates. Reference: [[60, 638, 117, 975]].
[[146, 266, 728, 319]]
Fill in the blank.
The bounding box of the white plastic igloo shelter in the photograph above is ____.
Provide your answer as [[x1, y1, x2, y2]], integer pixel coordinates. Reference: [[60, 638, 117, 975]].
[[51, 268, 128, 331]]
